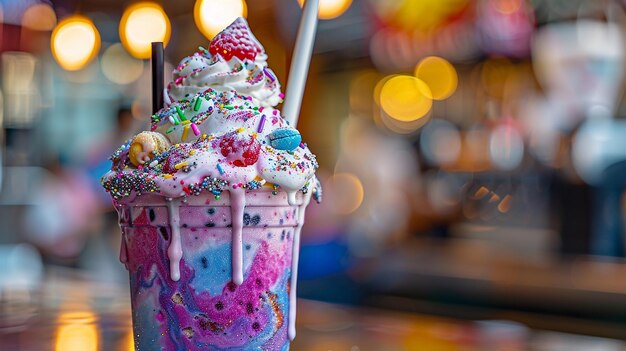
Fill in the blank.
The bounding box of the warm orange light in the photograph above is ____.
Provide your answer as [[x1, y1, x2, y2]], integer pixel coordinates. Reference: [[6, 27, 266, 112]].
[[329, 173, 364, 215], [117, 327, 135, 351], [22, 3, 57, 31], [51, 16, 100, 71], [55, 312, 98, 351], [379, 75, 432, 122], [120, 2, 171, 59], [415, 56, 458, 100], [474, 186, 489, 199], [128, 332, 134, 351], [372, 0, 469, 31], [297, 0, 353, 20], [498, 194, 513, 213], [194, 0, 247, 40], [374, 75, 431, 134]]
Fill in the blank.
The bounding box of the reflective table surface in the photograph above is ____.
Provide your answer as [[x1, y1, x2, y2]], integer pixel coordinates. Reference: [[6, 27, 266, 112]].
[[1, 268, 626, 351]]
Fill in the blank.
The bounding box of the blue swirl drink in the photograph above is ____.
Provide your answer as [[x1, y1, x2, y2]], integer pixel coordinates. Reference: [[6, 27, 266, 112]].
[[116, 190, 313, 350]]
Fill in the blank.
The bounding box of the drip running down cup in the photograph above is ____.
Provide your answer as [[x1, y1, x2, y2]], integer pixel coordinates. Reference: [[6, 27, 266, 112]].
[[118, 190, 311, 350]]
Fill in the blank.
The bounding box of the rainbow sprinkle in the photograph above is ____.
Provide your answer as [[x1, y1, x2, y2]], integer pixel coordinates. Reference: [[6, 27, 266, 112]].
[[175, 106, 187, 121], [191, 123, 200, 136], [182, 125, 190, 141]]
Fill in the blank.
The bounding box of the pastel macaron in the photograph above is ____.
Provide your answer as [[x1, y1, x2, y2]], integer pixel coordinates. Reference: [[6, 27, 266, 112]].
[[268, 128, 302, 151]]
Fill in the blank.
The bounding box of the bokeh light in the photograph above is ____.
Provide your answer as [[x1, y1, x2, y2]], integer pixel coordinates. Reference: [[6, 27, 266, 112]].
[[297, 0, 353, 20], [55, 311, 98, 351], [51, 16, 100, 71], [420, 119, 462, 166], [328, 173, 364, 215], [489, 123, 524, 170], [21, 3, 57, 31], [194, 0, 247, 40], [101, 43, 144, 85], [460, 126, 492, 171], [371, 0, 469, 32], [379, 75, 432, 122], [415, 56, 458, 100], [373, 75, 431, 134], [120, 2, 171, 59], [498, 194, 513, 213]]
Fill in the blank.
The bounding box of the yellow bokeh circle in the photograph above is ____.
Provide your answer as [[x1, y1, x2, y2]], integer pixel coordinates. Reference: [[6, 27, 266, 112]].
[[380, 75, 432, 122], [55, 311, 98, 351], [415, 56, 458, 100], [194, 0, 247, 40], [51, 16, 100, 71], [120, 2, 171, 59]]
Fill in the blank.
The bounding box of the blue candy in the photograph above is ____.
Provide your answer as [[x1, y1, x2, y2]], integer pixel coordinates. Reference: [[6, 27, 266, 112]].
[[268, 128, 302, 151]]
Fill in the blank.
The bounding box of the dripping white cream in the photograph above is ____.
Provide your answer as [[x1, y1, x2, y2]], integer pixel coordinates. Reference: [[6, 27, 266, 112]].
[[167, 198, 183, 281]]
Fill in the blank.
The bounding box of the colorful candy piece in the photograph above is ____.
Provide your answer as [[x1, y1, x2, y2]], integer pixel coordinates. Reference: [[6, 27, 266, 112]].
[[268, 128, 302, 151], [129, 131, 171, 166]]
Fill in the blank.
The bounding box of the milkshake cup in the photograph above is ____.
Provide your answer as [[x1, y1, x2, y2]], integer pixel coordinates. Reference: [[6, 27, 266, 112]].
[[118, 190, 311, 350], [102, 17, 320, 351]]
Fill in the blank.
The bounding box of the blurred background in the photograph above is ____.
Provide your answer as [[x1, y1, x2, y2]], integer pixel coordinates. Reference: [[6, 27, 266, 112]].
[[3, 0, 626, 350]]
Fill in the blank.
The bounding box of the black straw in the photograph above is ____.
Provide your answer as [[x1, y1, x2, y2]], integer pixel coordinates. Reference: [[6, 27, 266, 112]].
[[151, 42, 164, 114]]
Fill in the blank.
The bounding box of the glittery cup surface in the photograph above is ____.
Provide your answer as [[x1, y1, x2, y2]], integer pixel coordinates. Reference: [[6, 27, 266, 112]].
[[119, 191, 303, 351]]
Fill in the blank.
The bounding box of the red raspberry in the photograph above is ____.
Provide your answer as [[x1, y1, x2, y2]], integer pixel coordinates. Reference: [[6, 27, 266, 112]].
[[209, 17, 264, 61], [219, 132, 261, 167]]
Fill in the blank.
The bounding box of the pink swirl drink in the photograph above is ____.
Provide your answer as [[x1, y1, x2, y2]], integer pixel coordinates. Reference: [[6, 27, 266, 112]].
[[118, 190, 311, 350], [102, 18, 320, 350]]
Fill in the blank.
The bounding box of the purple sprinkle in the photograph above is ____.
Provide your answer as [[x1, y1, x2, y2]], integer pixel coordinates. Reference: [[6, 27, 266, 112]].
[[257, 115, 266, 133], [272, 110, 278, 116], [299, 142, 305, 149], [263, 67, 275, 82]]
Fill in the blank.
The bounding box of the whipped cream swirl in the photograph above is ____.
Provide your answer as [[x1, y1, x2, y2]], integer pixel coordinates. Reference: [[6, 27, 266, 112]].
[[167, 50, 282, 108]]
